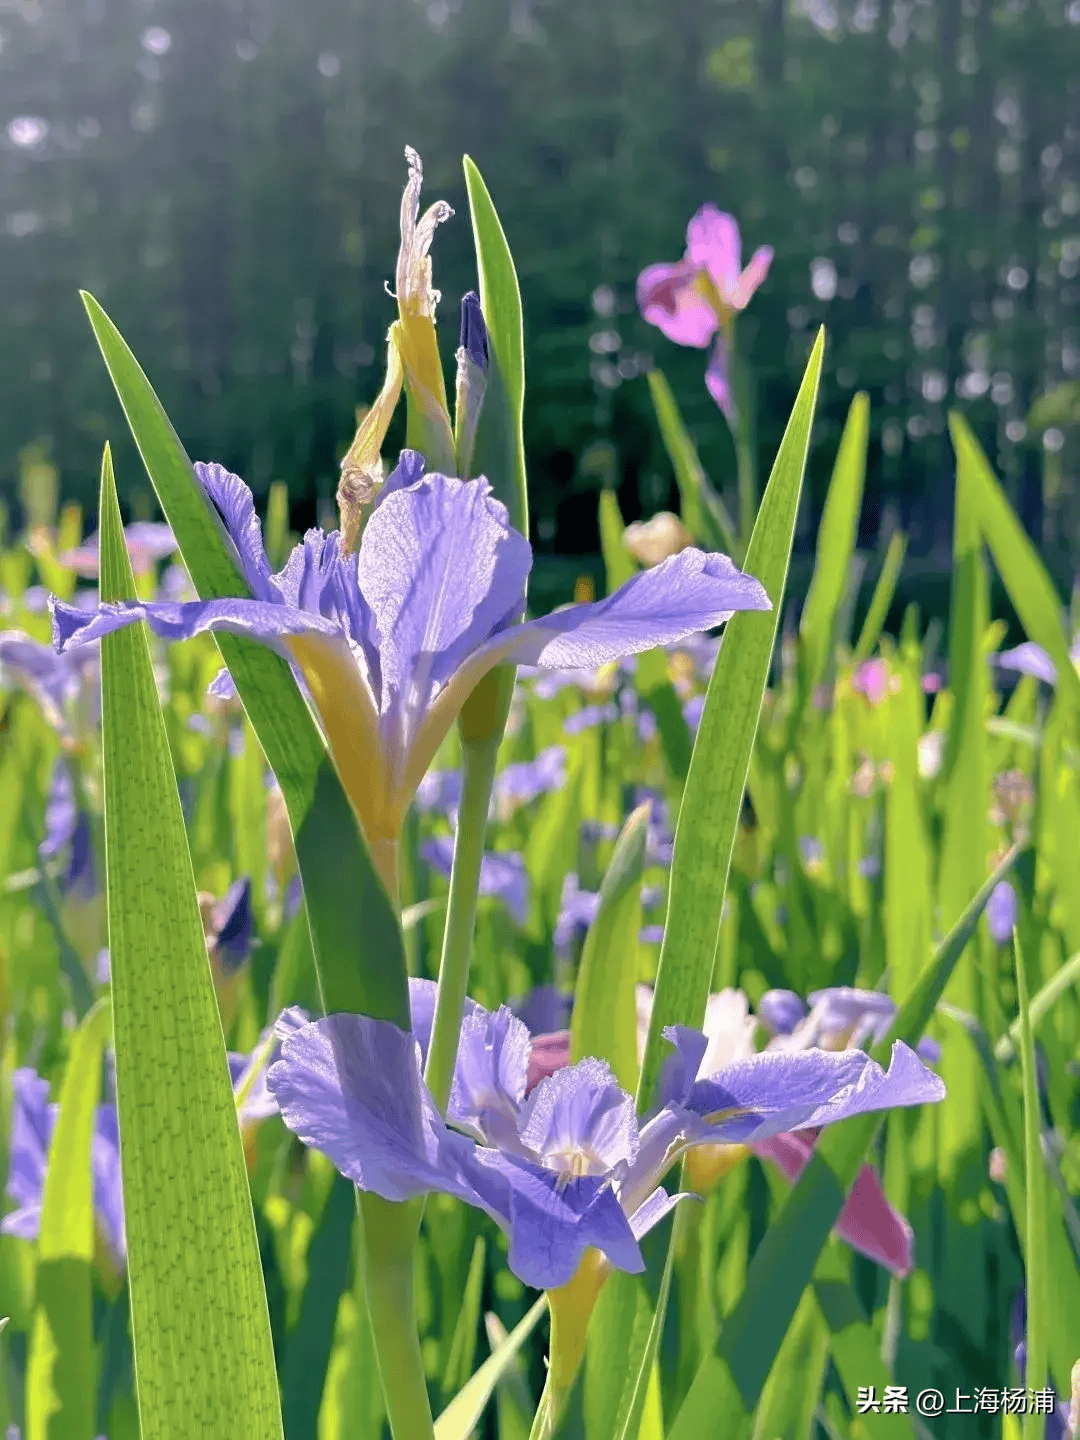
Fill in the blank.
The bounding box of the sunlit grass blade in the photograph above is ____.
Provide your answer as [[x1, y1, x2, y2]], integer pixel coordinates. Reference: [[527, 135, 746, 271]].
[[598, 489, 638, 595], [440, 1238, 486, 1401], [434, 1296, 547, 1440], [25, 997, 110, 1440], [852, 530, 906, 664], [463, 156, 528, 539], [798, 392, 869, 699], [637, 327, 826, 1113], [1014, 931, 1049, 1440], [950, 410, 1080, 716], [994, 950, 1080, 1062], [570, 801, 649, 1091], [80, 289, 407, 1026], [645, 368, 739, 557], [669, 841, 1023, 1435], [751, 1287, 829, 1440], [98, 445, 283, 1438], [283, 1172, 357, 1440]]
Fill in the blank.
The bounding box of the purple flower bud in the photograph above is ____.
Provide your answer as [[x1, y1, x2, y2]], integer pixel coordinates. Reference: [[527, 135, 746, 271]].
[[987, 879, 1018, 947], [459, 291, 489, 372]]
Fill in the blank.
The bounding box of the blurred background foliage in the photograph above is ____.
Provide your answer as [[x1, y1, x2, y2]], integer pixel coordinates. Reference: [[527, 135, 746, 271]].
[[3, 0, 1080, 613]]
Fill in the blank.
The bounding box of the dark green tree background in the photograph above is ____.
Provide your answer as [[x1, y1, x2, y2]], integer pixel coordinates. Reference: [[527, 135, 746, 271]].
[[2, 0, 1079, 579]]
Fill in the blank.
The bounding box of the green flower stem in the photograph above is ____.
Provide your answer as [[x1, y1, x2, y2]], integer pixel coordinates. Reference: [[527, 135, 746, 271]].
[[359, 1193, 436, 1440], [424, 671, 511, 1112]]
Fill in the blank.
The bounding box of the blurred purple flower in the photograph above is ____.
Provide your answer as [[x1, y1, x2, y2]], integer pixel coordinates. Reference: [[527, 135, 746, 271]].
[[563, 702, 619, 735], [4, 1015, 307, 1265], [987, 879, 1018, 946], [268, 980, 943, 1291], [53, 455, 770, 856], [60, 521, 177, 577], [637, 206, 772, 419], [0, 627, 100, 742], [39, 758, 96, 899], [996, 636, 1080, 688], [421, 835, 530, 926], [416, 746, 566, 820]]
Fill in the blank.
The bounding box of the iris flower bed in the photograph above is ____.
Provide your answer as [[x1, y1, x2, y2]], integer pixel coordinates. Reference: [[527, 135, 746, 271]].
[[0, 148, 1079, 1440]]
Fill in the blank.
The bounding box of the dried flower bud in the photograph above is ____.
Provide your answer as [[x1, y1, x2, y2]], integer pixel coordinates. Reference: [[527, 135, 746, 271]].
[[623, 512, 693, 568]]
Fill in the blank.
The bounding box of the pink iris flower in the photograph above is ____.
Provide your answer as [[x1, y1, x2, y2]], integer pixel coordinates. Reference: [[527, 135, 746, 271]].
[[637, 206, 773, 419]]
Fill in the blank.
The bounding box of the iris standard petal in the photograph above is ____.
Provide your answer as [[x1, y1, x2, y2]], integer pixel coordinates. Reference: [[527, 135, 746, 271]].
[[686, 205, 742, 294], [357, 472, 531, 748], [449, 1006, 532, 1145], [195, 462, 280, 601], [730, 245, 774, 311]]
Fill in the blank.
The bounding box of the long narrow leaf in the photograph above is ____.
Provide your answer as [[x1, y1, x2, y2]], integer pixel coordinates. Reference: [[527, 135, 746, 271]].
[[637, 327, 826, 1112], [81, 290, 407, 1025], [434, 1297, 548, 1440], [98, 445, 283, 1439]]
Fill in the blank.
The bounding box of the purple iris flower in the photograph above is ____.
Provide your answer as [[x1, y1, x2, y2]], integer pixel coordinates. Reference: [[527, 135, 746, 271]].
[[563, 702, 619, 735], [852, 658, 889, 706], [51, 454, 769, 864], [986, 879, 1018, 947], [420, 835, 530, 926], [554, 874, 601, 954], [415, 746, 566, 820], [60, 521, 177, 578], [208, 876, 255, 973], [637, 206, 773, 418], [267, 977, 944, 1291], [3, 1069, 125, 1266], [996, 637, 1080, 688], [682, 694, 706, 733], [511, 986, 573, 1039], [0, 626, 100, 743], [4, 1014, 306, 1263], [768, 986, 941, 1066], [39, 759, 96, 899]]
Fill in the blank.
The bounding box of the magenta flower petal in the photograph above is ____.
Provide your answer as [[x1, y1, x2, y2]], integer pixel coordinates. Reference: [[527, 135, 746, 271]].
[[686, 205, 742, 294], [731, 245, 774, 310], [525, 1030, 572, 1094], [637, 261, 719, 348], [751, 1131, 914, 1277], [704, 333, 735, 419]]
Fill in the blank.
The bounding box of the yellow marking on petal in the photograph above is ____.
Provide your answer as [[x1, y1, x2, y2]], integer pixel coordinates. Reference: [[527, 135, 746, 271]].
[[573, 573, 595, 604], [685, 1142, 750, 1195], [285, 633, 398, 893]]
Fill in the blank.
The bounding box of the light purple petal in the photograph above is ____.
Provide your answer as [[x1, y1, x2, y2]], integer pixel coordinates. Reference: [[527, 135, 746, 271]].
[[996, 641, 1057, 686], [757, 990, 808, 1036], [626, 1185, 692, 1242], [517, 1058, 638, 1174], [195, 462, 279, 601], [375, 448, 427, 507], [357, 473, 531, 750], [267, 1014, 487, 1207], [494, 748, 567, 807], [513, 986, 573, 1038], [414, 768, 463, 815], [91, 1105, 126, 1265], [491, 549, 770, 674], [472, 1147, 643, 1290], [51, 594, 342, 656], [449, 1006, 532, 1146], [637, 260, 719, 348], [680, 1040, 946, 1145], [987, 879, 1018, 946], [420, 837, 531, 925], [5, 1070, 53, 1217]]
